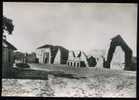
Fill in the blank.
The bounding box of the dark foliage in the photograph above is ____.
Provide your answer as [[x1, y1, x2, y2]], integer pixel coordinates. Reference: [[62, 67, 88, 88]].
[[80, 61, 86, 67], [14, 51, 25, 60], [87, 56, 97, 67], [3, 16, 14, 35]]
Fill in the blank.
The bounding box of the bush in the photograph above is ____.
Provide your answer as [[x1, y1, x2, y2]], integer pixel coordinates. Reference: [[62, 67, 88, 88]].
[[87, 56, 97, 67]]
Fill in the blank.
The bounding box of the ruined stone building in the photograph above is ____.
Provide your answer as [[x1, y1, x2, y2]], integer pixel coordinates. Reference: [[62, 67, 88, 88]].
[[67, 50, 89, 67], [36, 45, 52, 64], [36, 35, 136, 71], [104, 35, 133, 70], [53, 46, 69, 64], [36, 44, 68, 64]]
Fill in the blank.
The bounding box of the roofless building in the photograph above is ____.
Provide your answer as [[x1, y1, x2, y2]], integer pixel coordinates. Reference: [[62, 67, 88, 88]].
[[104, 35, 133, 70]]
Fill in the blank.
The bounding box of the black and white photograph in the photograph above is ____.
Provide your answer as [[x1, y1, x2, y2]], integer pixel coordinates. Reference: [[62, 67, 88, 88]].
[[2, 2, 137, 97]]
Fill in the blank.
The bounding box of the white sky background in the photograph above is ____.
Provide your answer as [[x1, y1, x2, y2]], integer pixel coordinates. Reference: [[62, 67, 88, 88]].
[[3, 3, 137, 56]]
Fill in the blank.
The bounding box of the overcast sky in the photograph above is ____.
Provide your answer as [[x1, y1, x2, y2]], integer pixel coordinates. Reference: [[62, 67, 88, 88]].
[[3, 3, 137, 56]]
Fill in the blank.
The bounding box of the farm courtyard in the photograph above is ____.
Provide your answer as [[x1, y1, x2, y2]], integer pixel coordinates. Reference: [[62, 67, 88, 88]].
[[2, 63, 136, 97]]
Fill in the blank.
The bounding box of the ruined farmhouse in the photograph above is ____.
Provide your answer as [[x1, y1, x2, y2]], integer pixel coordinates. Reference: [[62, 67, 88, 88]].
[[67, 50, 89, 67], [35, 35, 136, 71], [36, 44, 69, 64]]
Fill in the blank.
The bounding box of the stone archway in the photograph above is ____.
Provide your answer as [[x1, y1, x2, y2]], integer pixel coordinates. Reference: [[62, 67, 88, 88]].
[[104, 35, 133, 70]]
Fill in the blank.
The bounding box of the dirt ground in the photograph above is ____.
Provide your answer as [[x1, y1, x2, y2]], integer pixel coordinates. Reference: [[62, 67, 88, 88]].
[[2, 68, 136, 97]]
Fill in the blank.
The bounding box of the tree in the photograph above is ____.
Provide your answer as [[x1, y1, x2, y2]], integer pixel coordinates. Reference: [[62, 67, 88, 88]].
[[2, 16, 14, 37], [2, 16, 15, 78], [87, 56, 97, 67]]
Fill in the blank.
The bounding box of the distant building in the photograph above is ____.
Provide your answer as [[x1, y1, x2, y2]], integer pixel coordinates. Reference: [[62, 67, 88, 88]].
[[36, 45, 52, 64], [67, 50, 89, 67], [2, 39, 17, 75], [36, 44, 69, 64], [26, 52, 38, 63]]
